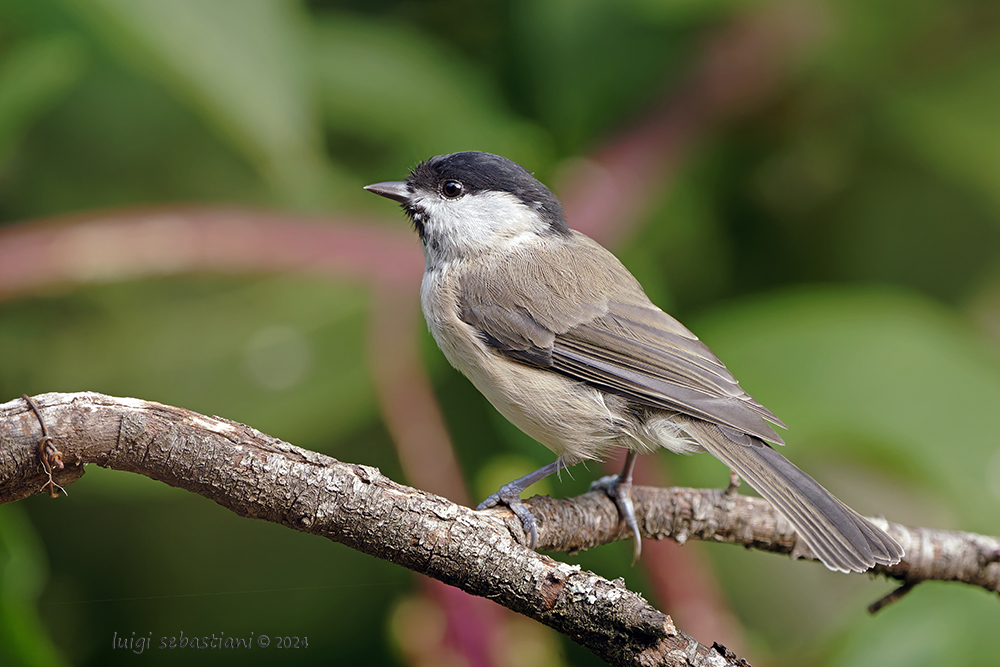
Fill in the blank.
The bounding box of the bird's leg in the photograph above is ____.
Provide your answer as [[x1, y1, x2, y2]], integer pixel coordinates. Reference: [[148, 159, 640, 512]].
[[590, 450, 642, 563], [477, 458, 566, 549]]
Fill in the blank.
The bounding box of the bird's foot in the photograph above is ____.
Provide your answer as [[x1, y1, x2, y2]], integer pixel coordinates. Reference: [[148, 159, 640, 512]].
[[590, 474, 642, 563], [477, 483, 539, 549]]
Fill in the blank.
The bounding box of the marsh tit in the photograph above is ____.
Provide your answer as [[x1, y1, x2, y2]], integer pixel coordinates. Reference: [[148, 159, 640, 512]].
[[365, 151, 902, 573]]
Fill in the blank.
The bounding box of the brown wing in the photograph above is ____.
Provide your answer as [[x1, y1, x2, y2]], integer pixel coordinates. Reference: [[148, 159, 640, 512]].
[[456, 233, 787, 445], [551, 302, 786, 443]]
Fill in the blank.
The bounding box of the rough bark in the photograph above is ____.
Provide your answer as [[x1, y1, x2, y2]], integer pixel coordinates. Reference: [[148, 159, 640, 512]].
[[2, 392, 997, 665], [1, 392, 748, 666]]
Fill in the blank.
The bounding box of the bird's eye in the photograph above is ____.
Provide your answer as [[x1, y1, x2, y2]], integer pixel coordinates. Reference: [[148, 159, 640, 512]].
[[441, 180, 464, 199]]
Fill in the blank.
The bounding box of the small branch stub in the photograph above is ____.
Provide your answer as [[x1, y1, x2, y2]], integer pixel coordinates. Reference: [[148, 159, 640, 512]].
[[21, 393, 66, 498]]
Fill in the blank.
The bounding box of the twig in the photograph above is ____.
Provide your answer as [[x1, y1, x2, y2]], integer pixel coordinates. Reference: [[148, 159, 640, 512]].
[[21, 393, 66, 498], [523, 488, 1000, 599], [868, 580, 919, 614]]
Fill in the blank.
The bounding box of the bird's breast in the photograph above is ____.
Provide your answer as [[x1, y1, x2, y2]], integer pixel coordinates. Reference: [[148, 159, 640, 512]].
[[419, 263, 626, 464]]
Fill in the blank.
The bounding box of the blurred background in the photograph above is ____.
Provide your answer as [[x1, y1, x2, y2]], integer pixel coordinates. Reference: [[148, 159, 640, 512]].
[[1, 0, 1000, 665]]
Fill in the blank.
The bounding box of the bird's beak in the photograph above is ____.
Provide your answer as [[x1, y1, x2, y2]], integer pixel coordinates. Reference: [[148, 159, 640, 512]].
[[364, 181, 410, 204]]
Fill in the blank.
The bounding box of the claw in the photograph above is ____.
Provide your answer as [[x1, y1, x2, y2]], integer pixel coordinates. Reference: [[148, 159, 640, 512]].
[[591, 451, 642, 563], [476, 494, 500, 511], [478, 482, 539, 548], [476, 458, 565, 550], [592, 473, 642, 563]]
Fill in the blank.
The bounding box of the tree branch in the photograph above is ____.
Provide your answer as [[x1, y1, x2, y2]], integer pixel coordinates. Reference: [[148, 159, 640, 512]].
[[525, 481, 1000, 601], [0, 392, 746, 667], [2, 393, 997, 666]]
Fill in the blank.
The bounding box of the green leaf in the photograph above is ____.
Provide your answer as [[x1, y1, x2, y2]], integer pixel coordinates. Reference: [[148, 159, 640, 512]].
[[312, 15, 548, 169], [0, 34, 89, 162], [62, 0, 341, 206], [0, 505, 67, 667], [512, 0, 691, 152], [882, 52, 1000, 217]]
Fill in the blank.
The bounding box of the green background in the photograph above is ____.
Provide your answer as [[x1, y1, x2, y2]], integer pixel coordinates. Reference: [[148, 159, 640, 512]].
[[1, 1, 999, 665]]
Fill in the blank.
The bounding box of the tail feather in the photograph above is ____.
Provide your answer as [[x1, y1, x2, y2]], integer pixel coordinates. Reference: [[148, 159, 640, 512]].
[[685, 421, 903, 573]]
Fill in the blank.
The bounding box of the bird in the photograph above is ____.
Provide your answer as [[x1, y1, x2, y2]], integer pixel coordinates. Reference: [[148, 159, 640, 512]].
[[364, 150, 903, 573]]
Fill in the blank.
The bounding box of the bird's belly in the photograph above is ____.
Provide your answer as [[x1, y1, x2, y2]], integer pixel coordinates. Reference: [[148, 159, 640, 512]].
[[469, 357, 623, 464], [421, 283, 622, 464]]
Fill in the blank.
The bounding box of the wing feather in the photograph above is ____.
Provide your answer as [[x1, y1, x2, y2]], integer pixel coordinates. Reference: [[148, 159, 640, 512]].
[[553, 307, 786, 443], [455, 232, 786, 444]]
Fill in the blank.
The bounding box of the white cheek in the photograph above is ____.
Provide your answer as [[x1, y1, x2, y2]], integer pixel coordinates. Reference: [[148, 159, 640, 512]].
[[417, 191, 546, 260]]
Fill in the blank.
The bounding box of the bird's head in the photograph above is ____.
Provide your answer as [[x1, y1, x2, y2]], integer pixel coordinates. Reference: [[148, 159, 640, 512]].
[[365, 151, 569, 265]]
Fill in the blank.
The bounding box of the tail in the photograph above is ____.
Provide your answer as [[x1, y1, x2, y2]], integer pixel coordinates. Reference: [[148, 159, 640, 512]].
[[685, 421, 903, 573]]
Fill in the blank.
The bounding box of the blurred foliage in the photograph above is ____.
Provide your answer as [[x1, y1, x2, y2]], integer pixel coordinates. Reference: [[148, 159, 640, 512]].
[[1, 0, 1000, 666]]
